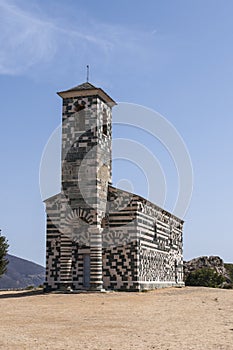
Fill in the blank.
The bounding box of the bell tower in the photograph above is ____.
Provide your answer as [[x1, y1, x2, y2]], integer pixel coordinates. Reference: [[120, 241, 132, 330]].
[[57, 82, 116, 290]]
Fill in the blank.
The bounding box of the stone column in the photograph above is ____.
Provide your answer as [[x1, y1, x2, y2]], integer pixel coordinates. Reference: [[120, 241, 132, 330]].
[[89, 226, 104, 291]]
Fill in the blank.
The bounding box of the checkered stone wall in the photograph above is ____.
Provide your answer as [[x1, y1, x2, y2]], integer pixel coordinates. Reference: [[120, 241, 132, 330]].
[[44, 194, 61, 291], [135, 200, 184, 289], [44, 82, 185, 292], [103, 241, 139, 290]]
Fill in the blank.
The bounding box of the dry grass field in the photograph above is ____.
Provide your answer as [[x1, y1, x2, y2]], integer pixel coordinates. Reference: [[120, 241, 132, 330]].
[[0, 287, 233, 350]]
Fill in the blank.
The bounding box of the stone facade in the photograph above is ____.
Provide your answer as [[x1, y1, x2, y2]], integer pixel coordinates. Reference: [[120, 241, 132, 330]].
[[44, 82, 184, 292]]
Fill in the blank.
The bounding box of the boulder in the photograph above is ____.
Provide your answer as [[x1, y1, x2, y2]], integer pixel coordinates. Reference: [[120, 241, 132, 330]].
[[183, 256, 232, 285]]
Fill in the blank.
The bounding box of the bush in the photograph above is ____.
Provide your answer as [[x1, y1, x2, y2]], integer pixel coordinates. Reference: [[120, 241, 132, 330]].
[[185, 268, 225, 288], [224, 264, 233, 284], [25, 285, 34, 290], [0, 231, 9, 278]]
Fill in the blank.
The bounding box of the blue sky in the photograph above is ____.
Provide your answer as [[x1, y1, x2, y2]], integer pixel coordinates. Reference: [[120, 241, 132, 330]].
[[1, 0, 233, 265]]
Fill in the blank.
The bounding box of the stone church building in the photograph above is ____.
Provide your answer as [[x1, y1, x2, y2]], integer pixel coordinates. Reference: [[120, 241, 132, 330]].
[[44, 82, 184, 292]]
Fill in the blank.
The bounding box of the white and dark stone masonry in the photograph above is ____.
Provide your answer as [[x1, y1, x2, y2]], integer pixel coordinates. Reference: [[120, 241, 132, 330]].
[[44, 82, 184, 292]]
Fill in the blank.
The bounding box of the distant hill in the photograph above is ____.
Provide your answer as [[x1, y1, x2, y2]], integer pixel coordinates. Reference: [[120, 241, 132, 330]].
[[0, 254, 45, 289]]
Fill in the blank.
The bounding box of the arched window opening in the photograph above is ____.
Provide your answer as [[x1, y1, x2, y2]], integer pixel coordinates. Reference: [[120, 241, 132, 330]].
[[101, 215, 109, 228], [169, 223, 173, 246], [153, 222, 157, 242], [102, 108, 108, 136], [74, 100, 86, 112]]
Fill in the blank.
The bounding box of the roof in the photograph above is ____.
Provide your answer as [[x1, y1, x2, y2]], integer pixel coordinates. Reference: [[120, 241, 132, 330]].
[[64, 82, 98, 92], [57, 81, 116, 106], [43, 192, 61, 204]]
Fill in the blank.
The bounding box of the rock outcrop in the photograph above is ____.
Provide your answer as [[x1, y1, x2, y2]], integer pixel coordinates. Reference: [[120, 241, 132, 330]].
[[184, 256, 232, 285]]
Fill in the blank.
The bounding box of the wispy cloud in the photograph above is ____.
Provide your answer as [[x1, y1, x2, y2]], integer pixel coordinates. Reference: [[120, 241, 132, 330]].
[[0, 0, 57, 74], [0, 0, 153, 78]]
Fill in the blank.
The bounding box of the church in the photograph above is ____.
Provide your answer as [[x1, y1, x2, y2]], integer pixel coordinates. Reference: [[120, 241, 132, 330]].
[[44, 82, 184, 291]]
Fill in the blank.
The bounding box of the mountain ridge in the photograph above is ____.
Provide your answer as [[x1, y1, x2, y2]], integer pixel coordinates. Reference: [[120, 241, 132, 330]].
[[0, 254, 45, 289]]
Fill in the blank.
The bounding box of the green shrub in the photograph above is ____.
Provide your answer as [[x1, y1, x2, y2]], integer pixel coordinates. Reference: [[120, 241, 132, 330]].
[[185, 268, 225, 288], [224, 264, 233, 284], [25, 285, 34, 290], [0, 232, 9, 278]]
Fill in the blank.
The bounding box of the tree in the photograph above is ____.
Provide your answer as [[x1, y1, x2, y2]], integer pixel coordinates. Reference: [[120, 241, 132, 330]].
[[185, 267, 225, 288], [0, 230, 9, 277]]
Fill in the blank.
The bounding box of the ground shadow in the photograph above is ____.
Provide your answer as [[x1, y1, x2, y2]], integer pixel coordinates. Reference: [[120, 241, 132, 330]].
[[0, 289, 44, 299]]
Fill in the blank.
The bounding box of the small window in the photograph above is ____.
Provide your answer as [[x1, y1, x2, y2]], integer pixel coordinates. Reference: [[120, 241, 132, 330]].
[[74, 100, 86, 131], [102, 108, 108, 136], [169, 224, 173, 245], [74, 100, 86, 112], [101, 215, 109, 228], [153, 222, 157, 242]]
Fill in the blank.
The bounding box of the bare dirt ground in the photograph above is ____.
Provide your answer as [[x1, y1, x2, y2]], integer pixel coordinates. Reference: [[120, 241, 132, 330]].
[[0, 287, 233, 350]]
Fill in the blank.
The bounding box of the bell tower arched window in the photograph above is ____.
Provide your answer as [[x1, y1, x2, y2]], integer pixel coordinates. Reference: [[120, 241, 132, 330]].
[[102, 108, 108, 136]]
